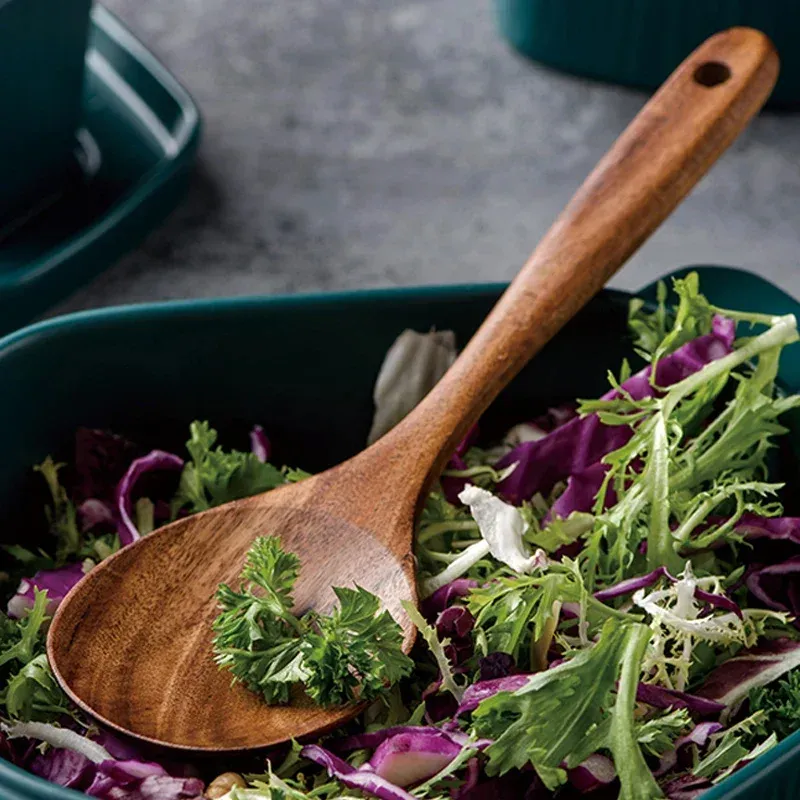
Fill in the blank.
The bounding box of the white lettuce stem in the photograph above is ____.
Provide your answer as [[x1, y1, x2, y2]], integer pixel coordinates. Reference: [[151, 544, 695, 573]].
[[420, 541, 490, 599], [417, 521, 479, 545], [2, 721, 112, 763], [647, 414, 678, 573]]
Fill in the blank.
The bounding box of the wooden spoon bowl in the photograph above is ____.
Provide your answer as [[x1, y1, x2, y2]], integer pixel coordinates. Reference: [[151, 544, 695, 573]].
[[48, 27, 779, 752], [49, 466, 420, 751]]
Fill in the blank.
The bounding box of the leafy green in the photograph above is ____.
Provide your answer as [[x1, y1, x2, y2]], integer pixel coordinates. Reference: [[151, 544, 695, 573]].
[[471, 619, 647, 789], [415, 492, 481, 580], [693, 714, 777, 782], [0, 590, 50, 674], [0, 591, 72, 722], [522, 507, 594, 554], [467, 559, 636, 669], [402, 600, 463, 700], [172, 422, 286, 515], [34, 457, 81, 564], [2, 653, 73, 722], [628, 279, 671, 361], [579, 289, 799, 586], [628, 275, 716, 366], [214, 537, 412, 707], [228, 767, 355, 800], [634, 567, 788, 693], [635, 709, 692, 757], [710, 735, 777, 784], [748, 667, 800, 742], [608, 623, 664, 799], [467, 572, 569, 666], [566, 708, 690, 768]]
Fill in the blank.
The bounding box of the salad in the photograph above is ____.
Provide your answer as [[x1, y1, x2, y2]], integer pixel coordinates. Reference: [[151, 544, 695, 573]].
[[2, 274, 800, 800]]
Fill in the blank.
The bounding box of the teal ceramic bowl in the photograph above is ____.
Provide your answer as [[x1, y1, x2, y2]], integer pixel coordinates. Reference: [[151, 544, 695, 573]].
[[0, 265, 799, 798], [496, 0, 800, 106]]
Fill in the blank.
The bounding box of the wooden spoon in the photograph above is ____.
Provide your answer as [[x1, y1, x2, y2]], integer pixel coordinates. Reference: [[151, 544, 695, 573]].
[[48, 28, 778, 752]]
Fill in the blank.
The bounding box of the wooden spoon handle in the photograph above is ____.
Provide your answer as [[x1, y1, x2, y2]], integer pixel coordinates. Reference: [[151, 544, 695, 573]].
[[375, 27, 778, 485]]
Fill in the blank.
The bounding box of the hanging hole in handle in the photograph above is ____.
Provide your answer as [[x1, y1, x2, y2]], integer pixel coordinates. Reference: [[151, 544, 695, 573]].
[[693, 61, 732, 87]]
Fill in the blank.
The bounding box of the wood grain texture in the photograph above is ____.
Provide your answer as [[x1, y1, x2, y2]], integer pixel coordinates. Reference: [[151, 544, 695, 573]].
[[48, 27, 778, 752]]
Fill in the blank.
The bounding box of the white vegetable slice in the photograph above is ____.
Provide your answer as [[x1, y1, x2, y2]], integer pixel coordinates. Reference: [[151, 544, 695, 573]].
[[458, 485, 545, 574], [2, 721, 112, 763], [367, 329, 456, 445]]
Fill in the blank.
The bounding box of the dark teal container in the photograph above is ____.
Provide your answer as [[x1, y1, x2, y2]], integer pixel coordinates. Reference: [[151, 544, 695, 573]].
[[0, 0, 92, 219], [0, 266, 799, 797], [495, 0, 799, 105], [0, 6, 202, 338]]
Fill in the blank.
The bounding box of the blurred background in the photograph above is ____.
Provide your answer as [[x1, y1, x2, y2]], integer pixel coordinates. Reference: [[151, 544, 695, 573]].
[[51, 0, 800, 315]]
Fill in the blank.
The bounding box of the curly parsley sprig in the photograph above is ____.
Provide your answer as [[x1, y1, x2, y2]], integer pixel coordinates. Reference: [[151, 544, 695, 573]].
[[213, 537, 413, 707]]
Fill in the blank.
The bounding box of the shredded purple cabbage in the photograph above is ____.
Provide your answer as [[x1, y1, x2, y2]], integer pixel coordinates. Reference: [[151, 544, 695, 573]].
[[735, 513, 800, 544], [332, 725, 450, 754], [478, 652, 516, 681], [695, 588, 743, 619], [422, 678, 458, 723], [367, 729, 464, 786], [655, 722, 724, 777], [594, 567, 671, 602], [436, 606, 475, 665], [441, 425, 480, 504], [32, 748, 94, 789], [746, 556, 800, 620], [496, 317, 735, 503], [77, 498, 116, 533], [7, 562, 88, 619], [31, 749, 204, 799], [456, 772, 548, 800], [301, 744, 417, 800], [635, 684, 725, 717], [116, 451, 184, 546], [568, 753, 617, 792], [663, 774, 713, 800], [547, 461, 613, 520], [456, 675, 531, 716], [72, 428, 138, 504], [421, 579, 478, 621], [249, 425, 271, 463], [695, 638, 800, 707]]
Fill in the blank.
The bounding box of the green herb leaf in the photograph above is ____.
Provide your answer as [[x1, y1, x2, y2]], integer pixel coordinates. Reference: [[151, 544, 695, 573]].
[[214, 537, 410, 708], [173, 422, 286, 515], [303, 586, 413, 706]]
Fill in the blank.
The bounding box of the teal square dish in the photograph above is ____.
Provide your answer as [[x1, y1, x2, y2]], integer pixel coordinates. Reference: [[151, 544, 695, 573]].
[[0, 5, 201, 338], [0, 0, 91, 219], [0, 265, 798, 798], [495, 0, 800, 106]]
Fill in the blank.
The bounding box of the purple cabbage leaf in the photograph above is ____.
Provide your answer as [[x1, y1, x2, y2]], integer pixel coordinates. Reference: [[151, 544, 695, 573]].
[[694, 638, 800, 708], [496, 317, 736, 504]]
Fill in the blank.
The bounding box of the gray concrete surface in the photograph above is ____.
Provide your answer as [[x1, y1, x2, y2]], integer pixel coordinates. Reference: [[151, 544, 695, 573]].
[[52, 0, 800, 317]]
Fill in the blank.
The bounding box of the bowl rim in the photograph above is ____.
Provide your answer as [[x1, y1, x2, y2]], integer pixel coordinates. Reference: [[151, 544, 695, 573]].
[[0, 281, 632, 354]]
